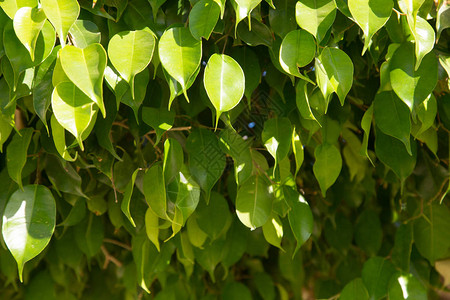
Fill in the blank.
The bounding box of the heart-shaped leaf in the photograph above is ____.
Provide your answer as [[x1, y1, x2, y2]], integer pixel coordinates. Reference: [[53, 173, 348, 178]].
[[68, 20, 101, 49], [348, 0, 393, 54], [158, 27, 202, 101], [232, 0, 262, 31], [13, 6, 46, 61], [41, 0, 80, 47], [389, 42, 438, 109], [315, 47, 354, 106], [204, 53, 245, 128], [295, 0, 336, 43], [51, 81, 97, 150], [2, 184, 56, 282], [108, 29, 155, 99], [0, 0, 38, 19], [59, 43, 107, 116], [189, 0, 220, 40], [279, 29, 316, 78], [236, 175, 273, 230]]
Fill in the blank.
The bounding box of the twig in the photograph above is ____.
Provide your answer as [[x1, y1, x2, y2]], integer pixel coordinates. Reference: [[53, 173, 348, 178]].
[[101, 245, 123, 269], [103, 238, 132, 251]]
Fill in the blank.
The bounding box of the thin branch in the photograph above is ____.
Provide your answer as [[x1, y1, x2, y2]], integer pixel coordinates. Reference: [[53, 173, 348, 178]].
[[103, 238, 132, 251], [101, 245, 123, 269]]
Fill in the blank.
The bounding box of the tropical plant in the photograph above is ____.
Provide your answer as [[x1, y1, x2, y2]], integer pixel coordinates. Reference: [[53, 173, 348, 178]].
[[0, 0, 449, 298]]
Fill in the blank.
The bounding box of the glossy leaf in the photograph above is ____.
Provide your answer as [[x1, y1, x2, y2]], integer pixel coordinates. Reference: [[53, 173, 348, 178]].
[[295, 0, 336, 42], [373, 90, 411, 154], [143, 164, 168, 220], [389, 42, 438, 109], [163, 138, 184, 185], [284, 187, 313, 256], [185, 128, 226, 202], [362, 257, 396, 300], [41, 0, 80, 47], [231, 46, 261, 101], [279, 29, 316, 78], [196, 192, 231, 240], [348, 0, 393, 54], [233, 0, 262, 31], [121, 168, 139, 227], [6, 128, 33, 189], [59, 43, 107, 116], [159, 27, 202, 100], [313, 143, 342, 196], [142, 106, 175, 144], [388, 272, 427, 300], [0, 0, 37, 19], [204, 53, 245, 128], [51, 81, 97, 150], [2, 184, 56, 281], [189, 0, 220, 40], [315, 47, 354, 105], [108, 29, 155, 99], [13, 6, 46, 61], [68, 20, 101, 48], [292, 129, 304, 177], [261, 117, 292, 175], [262, 214, 284, 250], [236, 175, 273, 229], [409, 15, 435, 69]]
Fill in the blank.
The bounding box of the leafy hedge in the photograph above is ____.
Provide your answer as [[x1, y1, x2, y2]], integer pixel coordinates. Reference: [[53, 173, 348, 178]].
[[0, 0, 449, 298]]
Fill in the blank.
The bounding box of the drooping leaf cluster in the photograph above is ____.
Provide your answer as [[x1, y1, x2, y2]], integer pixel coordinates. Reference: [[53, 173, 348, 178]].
[[0, 0, 449, 298]]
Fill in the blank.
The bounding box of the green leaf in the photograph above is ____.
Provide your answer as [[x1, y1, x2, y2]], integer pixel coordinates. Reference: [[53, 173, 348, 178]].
[[373, 90, 411, 154], [340, 278, 369, 300], [269, 0, 297, 38], [292, 129, 304, 177], [41, 0, 80, 47], [416, 94, 437, 135], [142, 106, 175, 144], [261, 117, 292, 176], [236, 175, 273, 229], [279, 29, 316, 78], [143, 164, 168, 220], [315, 47, 354, 105], [145, 208, 160, 251], [6, 128, 33, 189], [262, 214, 284, 250], [237, 18, 274, 47], [2, 184, 56, 282], [437, 0, 450, 40], [0, 0, 37, 19], [355, 210, 382, 256], [375, 126, 417, 181], [121, 168, 139, 227], [398, 0, 425, 17], [313, 143, 342, 196], [108, 29, 155, 99], [362, 257, 396, 300], [4, 20, 55, 89], [196, 192, 231, 240], [50, 115, 77, 161], [284, 187, 313, 256], [218, 128, 253, 185], [185, 128, 226, 202], [74, 213, 104, 258], [389, 42, 438, 109], [204, 53, 245, 128], [189, 0, 220, 40], [295, 0, 336, 43], [13, 6, 46, 61], [148, 0, 166, 19], [232, 0, 262, 31], [171, 167, 201, 237], [59, 43, 107, 116], [51, 81, 97, 150], [360, 104, 374, 164], [296, 80, 318, 122], [414, 203, 450, 264], [223, 282, 252, 300], [163, 138, 184, 185], [408, 15, 435, 69], [68, 20, 101, 48], [45, 155, 87, 198], [231, 46, 261, 102], [388, 272, 427, 300], [158, 27, 202, 101], [391, 223, 413, 271], [348, 0, 393, 54]]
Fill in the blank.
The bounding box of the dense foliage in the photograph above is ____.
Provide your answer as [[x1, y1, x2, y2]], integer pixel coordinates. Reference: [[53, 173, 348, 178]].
[[0, 0, 450, 298]]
